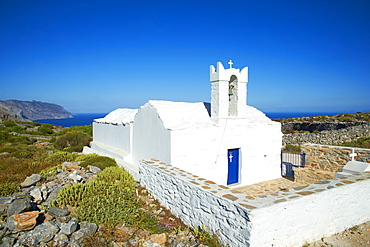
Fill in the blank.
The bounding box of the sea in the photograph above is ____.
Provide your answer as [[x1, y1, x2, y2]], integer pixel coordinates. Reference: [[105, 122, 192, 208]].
[[34, 112, 344, 127]]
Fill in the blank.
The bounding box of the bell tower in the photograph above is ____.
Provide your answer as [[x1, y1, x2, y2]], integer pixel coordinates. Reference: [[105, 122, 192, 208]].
[[210, 61, 248, 122]]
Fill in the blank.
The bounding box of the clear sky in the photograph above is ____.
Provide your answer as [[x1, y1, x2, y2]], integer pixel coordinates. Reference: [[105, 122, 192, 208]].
[[1, 0, 369, 114]]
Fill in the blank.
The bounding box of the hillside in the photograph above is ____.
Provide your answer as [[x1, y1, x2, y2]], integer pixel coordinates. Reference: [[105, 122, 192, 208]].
[[273, 112, 370, 123], [0, 99, 73, 121]]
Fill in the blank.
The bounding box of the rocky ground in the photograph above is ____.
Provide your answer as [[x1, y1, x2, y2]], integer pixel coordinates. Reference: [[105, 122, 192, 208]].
[[307, 221, 370, 247], [0, 162, 211, 247]]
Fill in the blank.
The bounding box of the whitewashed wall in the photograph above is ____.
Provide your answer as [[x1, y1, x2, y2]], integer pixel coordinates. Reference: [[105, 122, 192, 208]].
[[93, 122, 132, 152], [132, 103, 171, 166], [140, 160, 370, 247], [169, 118, 282, 186]]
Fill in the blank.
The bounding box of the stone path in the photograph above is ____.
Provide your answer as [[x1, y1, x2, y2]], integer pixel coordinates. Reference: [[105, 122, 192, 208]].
[[233, 176, 310, 197]]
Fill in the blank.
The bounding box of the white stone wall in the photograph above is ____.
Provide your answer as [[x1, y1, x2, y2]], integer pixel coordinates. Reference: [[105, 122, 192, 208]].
[[132, 103, 171, 166], [139, 160, 252, 247], [140, 160, 370, 247]]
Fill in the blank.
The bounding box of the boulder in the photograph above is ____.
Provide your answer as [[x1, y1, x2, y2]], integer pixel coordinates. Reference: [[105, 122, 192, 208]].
[[21, 174, 42, 187], [60, 221, 78, 235], [53, 233, 69, 246], [7, 198, 32, 216], [70, 222, 97, 242], [0, 237, 16, 247], [11, 211, 40, 231], [21, 221, 60, 245], [48, 207, 70, 217], [43, 185, 63, 206], [0, 197, 12, 215], [30, 187, 44, 204]]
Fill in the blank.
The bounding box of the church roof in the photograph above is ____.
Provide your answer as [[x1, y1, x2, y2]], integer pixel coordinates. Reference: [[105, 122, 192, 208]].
[[94, 108, 137, 125], [146, 100, 213, 130]]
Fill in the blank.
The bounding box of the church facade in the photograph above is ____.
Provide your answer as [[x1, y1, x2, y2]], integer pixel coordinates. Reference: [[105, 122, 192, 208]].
[[84, 61, 282, 186]]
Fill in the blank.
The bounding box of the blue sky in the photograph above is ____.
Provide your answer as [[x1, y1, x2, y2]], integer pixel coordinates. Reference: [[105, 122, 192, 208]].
[[1, 0, 369, 114]]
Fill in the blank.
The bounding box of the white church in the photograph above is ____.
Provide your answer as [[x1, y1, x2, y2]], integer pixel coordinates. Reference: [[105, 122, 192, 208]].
[[84, 61, 282, 186]]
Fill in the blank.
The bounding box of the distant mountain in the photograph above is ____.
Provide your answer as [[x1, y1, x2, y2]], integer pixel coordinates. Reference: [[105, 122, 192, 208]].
[[0, 100, 73, 121]]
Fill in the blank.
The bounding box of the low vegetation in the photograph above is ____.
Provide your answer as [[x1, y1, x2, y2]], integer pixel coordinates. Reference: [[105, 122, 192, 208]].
[[274, 112, 370, 123], [0, 118, 222, 246], [339, 136, 370, 149]]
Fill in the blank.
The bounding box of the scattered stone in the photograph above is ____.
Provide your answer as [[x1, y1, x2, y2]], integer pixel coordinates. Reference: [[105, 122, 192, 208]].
[[0, 237, 16, 247], [68, 170, 83, 183], [43, 185, 63, 206], [11, 211, 40, 231], [21, 174, 42, 188], [7, 199, 32, 216], [21, 221, 59, 245], [60, 221, 78, 235], [150, 233, 167, 246], [53, 233, 69, 246], [0, 197, 12, 215], [71, 222, 97, 242], [88, 165, 101, 174], [30, 187, 44, 204], [48, 207, 70, 217]]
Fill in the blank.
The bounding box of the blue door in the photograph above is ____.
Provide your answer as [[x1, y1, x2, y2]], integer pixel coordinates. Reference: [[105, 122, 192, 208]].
[[227, 149, 239, 185]]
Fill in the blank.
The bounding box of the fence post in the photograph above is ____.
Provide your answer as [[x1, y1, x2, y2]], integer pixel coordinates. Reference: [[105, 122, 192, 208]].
[[300, 152, 306, 167]]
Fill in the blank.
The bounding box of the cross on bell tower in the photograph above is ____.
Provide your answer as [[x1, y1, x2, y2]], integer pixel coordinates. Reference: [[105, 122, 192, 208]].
[[209, 61, 248, 122]]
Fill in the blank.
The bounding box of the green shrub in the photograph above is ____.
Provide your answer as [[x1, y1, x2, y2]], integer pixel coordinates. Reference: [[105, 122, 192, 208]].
[[44, 151, 77, 164], [39, 164, 62, 178], [11, 150, 35, 159], [57, 125, 93, 137], [54, 131, 92, 152], [73, 182, 147, 227], [75, 153, 100, 162], [3, 120, 16, 127], [283, 144, 301, 153], [95, 166, 136, 189], [341, 136, 370, 149], [192, 225, 221, 247], [37, 125, 54, 135], [79, 156, 117, 170], [0, 147, 17, 153], [52, 182, 95, 207], [0, 131, 12, 143], [0, 181, 20, 197]]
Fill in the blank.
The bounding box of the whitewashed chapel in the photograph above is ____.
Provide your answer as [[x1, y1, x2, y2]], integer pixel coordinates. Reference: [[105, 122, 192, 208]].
[[84, 61, 282, 186]]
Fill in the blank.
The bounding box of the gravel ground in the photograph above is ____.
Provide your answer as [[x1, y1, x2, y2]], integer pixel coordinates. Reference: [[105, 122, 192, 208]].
[[306, 221, 370, 247]]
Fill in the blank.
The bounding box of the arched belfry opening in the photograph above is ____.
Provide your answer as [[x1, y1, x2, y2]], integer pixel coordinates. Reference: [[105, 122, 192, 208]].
[[228, 75, 238, 116], [210, 61, 248, 122]]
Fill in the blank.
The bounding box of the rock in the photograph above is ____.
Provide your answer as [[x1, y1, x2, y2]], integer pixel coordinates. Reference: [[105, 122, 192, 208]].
[[53, 233, 69, 246], [12, 192, 31, 200], [5, 216, 18, 233], [71, 222, 97, 242], [0, 237, 16, 247], [62, 162, 80, 170], [43, 185, 63, 206], [60, 221, 78, 235], [7, 199, 32, 216], [30, 187, 44, 204], [150, 233, 167, 246], [68, 170, 83, 183], [0, 197, 12, 215], [21, 221, 59, 245], [12, 211, 40, 231], [21, 174, 42, 188], [48, 207, 70, 217], [88, 165, 101, 174]]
